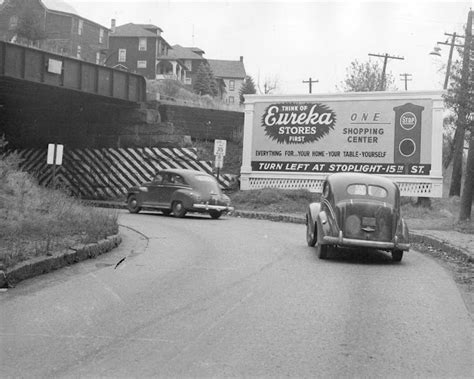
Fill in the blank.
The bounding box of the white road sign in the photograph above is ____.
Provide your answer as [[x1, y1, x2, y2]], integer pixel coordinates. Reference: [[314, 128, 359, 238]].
[[47, 143, 64, 165], [214, 139, 227, 156]]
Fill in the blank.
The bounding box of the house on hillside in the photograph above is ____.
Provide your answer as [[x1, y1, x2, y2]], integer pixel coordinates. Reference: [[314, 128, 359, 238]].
[[108, 21, 188, 80], [167, 45, 247, 103], [166, 44, 206, 86], [208, 57, 246, 105], [0, 0, 109, 64]]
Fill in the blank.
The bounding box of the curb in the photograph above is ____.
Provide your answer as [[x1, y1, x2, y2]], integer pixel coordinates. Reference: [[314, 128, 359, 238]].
[[409, 232, 473, 263], [0, 234, 122, 288], [232, 210, 306, 224]]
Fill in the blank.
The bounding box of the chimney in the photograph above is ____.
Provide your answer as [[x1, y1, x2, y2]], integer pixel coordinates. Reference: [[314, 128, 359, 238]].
[[111, 19, 116, 33], [240, 56, 243, 62]]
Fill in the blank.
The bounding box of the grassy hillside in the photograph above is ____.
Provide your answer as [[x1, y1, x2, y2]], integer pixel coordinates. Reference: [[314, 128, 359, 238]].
[[0, 153, 119, 269]]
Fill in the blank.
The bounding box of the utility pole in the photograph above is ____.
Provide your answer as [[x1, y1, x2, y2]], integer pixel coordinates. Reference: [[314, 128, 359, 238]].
[[434, 32, 464, 89], [458, 9, 473, 220], [450, 9, 472, 198], [399, 73, 412, 91], [302, 77, 318, 94], [368, 53, 404, 90]]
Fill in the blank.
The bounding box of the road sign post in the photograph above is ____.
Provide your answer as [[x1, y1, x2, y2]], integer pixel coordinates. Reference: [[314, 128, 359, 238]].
[[47, 143, 64, 188], [214, 139, 227, 183]]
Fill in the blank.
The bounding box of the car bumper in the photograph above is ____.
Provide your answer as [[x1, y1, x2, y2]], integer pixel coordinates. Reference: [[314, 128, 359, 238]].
[[323, 235, 409, 251], [192, 204, 234, 213]]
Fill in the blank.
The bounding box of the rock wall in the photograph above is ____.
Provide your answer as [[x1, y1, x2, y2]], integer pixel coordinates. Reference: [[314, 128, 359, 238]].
[[157, 102, 244, 142], [2, 99, 243, 149]]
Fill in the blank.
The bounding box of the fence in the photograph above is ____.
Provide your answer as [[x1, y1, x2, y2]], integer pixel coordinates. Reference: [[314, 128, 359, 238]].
[[10, 147, 235, 199]]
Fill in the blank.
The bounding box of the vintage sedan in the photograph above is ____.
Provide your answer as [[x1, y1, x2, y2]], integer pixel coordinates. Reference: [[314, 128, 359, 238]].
[[306, 173, 409, 262], [126, 169, 233, 219]]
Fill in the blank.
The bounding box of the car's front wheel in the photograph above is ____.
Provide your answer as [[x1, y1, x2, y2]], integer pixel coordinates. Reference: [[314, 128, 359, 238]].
[[209, 210, 222, 219], [306, 213, 317, 247], [127, 195, 141, 214], [172, 201, 187, 218], [392, 250, 403, 262]]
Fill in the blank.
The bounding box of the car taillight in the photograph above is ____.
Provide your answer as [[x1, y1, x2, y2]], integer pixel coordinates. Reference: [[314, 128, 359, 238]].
[[345, 214, 361, 235]]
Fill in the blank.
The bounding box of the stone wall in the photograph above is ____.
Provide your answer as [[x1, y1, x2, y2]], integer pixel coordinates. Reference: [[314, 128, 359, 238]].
[[2, 96, 243, 149], [157, 102, 244, 142]]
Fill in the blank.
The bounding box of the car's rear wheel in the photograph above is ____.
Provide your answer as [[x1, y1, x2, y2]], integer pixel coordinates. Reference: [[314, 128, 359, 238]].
[[306, 213, 317, 247], [209, 210, 222, 219], [127, 195, 141, 214], [392, 250, 403, 262], [172, 201, 187, 218]]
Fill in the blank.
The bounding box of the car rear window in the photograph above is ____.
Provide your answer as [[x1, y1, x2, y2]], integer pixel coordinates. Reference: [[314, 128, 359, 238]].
[[347, 184, 388, 198]]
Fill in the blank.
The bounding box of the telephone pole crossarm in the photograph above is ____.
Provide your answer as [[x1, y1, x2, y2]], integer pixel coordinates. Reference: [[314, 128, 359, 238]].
[[399, 73, 412, 91], [368, 53, 405, 91]]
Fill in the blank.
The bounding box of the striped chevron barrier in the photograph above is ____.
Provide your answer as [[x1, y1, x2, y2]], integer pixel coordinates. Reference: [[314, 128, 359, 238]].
[[9, 147, 236, 199]]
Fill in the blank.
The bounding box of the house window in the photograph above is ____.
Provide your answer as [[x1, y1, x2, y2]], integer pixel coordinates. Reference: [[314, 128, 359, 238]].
[[229, 80, 235, 91], [137, 60, 147, 68], [76, 45, 81, 59], [228, 96, 235, 104], [118, 49, 126, 62], [78, 20, 83, 35], [96, 52, 101, 64], [9, 15, 18, 30], [99, 28, 104, 43], [138, 38, 147, 51]]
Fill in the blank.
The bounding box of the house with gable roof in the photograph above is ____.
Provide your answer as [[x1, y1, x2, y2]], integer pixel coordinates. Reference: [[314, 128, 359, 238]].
[[108, 21, 188, 81], [0, 0, 109, 64], [167, 44, 206, 86], [167, 45, 246, 103], [208, 57, 246, 104]]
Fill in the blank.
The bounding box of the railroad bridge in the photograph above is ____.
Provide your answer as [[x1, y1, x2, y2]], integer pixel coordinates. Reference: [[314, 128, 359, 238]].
[[0, 41, 243, 195], [0, 40, 149, 149]]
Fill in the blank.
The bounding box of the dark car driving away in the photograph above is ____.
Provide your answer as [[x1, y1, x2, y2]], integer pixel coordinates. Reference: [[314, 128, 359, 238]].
[[306, 172, 410, 262], [126, 169, 233, 219]]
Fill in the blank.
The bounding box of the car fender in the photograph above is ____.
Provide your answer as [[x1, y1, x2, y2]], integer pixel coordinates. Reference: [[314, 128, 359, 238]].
[[316, 210, 332, 241], [171, 188, 196, 208], [307, 202, 321, 225], [127, 187, 144, 202], [396, 217, 410, 245]]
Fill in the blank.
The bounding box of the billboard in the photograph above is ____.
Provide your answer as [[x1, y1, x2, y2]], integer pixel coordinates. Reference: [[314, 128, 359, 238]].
[[240, 91, 444, 197]]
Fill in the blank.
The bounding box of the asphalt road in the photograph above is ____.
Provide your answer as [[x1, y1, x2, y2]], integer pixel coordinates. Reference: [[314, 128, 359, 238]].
[[1, 211, 472, 377]]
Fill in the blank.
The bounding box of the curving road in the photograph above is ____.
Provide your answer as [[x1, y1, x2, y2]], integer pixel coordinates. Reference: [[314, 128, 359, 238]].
[[1, 211, 472, 377]]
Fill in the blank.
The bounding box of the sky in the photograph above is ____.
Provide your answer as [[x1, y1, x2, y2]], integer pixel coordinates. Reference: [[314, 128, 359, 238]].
[[66, 0, 472, 94]]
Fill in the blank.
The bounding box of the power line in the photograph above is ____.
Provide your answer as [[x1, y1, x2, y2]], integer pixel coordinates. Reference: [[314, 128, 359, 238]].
[[368, 53, 404, 91], [399, 73, 412, 91], [302, 77, 318, 94]]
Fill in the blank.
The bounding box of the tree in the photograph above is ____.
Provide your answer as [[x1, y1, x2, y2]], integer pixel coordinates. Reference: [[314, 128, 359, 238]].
[[256, 73, 280, 94], [339, 59, 396, 92], [239, 75, 257, 104], [15, 6, 46, 45], [193, 63, 218, 97]]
